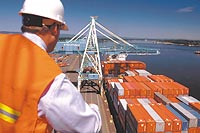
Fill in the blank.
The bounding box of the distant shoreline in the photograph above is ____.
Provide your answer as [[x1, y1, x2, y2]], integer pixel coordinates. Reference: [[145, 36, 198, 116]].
[[158, 40, 200, 47], [1, 31, 200, 47]]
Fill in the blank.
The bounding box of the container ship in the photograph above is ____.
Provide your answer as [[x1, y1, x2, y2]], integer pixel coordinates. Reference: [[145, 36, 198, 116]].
[[50, 52, 200, 133], [51, 17, 200, 133]]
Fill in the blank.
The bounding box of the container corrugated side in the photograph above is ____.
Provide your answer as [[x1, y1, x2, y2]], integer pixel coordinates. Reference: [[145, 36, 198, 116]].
[[148, 74, 174, 82], [118, 98, 139, 131], [144, 82, 163, 96], [189, 102, 200, 114], [132, 75, 151, 82], [118, 99, 127, 131], [127, 104, 147, 132]]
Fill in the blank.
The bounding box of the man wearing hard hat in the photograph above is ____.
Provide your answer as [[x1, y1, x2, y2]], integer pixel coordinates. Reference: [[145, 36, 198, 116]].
[[0, 0, 102, 132]]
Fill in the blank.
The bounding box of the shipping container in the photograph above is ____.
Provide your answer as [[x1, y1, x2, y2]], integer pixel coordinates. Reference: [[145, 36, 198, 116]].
[[158, 104, 182, 132], [141, 104, 165, 132], [177, 95, 199, 105], [123, 76, 137, 82], [179, 102, 200, 127], [132, 75, 151, 82], [189, 102, 200, 114], [150, 103, 173, 132], [154, 92, 171, 105], [148, 75, 174, 82], [135, 69, 152, 77], [166, 105, 188, 131], [170, 103, 198, 128], [127, 104, 147, 132]]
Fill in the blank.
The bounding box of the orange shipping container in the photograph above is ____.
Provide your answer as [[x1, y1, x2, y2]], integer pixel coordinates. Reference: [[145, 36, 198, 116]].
[[132, 75, 151, 82], [127, 104, 147, 132], [120, 83, 131, 98], [139, 105, 156, 133], [154, 82, 169, 96], [130, 82, 147, 98], [189, 102, 200, 114], [188, 127, 197, 133], [139, 82, 153, 98], [171, 82, 189, 95], [123, 82, 138, 98], [168, 97, 181, 103], [150, 103, 173, 132], [123, 76, 137, 82], [144, 82, 163, 96], [148, 75, 174, 82], [157, 104, 182, 132]]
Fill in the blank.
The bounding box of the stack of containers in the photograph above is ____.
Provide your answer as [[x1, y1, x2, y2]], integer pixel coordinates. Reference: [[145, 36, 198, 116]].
[[113, 82, 125, 113], [169, 103, 198, 132], [177, 95, 200, 113], [118, 99, 136, 132], [137, 99, 165, 133], [103, 61, 200, 132], [147, 75, 189, 97], [105, 77, 123, 102], [118, 98, 184, 132], [101, 60, 146, 76]]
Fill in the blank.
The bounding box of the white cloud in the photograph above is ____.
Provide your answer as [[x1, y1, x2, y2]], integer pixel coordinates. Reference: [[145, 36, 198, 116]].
[[177, 7, 194, 13]]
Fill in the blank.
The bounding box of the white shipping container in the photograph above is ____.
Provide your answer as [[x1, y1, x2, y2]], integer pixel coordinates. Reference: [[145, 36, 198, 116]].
[[177, 95, 199, 105], [119, 99, 128, 111], [114, 82, 124, 96], [135, 69, 152, 77], [137, 98, 151, 105], [142, 104, 165, 132], [125, 70, 136, 76], [177, 95, 190, 105]]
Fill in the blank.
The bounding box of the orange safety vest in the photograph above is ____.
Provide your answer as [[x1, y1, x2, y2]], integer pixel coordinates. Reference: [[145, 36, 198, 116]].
[[0, 34, 62, 132]]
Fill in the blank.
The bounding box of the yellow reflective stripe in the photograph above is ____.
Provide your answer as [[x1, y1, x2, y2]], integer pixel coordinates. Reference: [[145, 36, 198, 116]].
[[0, 103, 21, 116], [0, 103, 21, 123], [0, 113, 15, 123]]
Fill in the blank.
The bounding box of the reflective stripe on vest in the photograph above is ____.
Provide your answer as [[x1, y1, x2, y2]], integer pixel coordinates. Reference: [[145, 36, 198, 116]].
[[0, 103, 21, 123]]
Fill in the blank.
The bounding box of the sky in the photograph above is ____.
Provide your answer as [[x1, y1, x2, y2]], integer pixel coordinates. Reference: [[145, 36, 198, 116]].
[[0, 0, 200, 40]]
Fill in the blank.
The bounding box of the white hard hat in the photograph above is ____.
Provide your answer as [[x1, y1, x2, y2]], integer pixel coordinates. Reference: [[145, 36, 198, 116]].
[[19, 0, 68, 30]]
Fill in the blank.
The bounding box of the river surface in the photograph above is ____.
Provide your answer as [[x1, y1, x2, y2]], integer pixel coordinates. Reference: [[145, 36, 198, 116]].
[[126, 42, 200, 100]]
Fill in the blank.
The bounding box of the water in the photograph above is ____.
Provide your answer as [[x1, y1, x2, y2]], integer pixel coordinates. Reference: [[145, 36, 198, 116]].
[[126, 43, 200, 100], [56, 40, 200, 99]]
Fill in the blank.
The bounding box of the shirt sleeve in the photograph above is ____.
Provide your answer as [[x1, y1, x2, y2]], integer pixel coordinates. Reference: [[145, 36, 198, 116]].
[[38, 73, 102, 133]]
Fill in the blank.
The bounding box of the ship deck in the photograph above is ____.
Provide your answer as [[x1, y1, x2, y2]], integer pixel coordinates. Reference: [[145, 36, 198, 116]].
[[53, 54, 117, 132]]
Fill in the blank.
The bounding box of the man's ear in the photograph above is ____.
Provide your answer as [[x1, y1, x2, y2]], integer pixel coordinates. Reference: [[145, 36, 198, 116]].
[[51, 25, 59, 36]]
